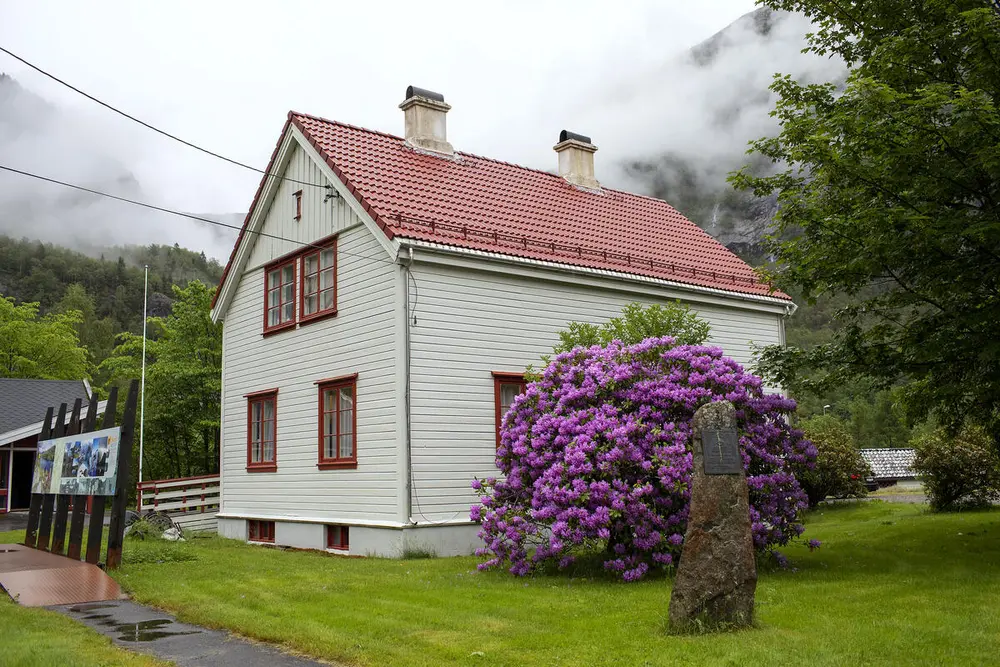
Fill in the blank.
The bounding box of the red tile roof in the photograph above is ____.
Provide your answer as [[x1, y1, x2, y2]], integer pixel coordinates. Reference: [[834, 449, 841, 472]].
[[214, 112, 789, 309]]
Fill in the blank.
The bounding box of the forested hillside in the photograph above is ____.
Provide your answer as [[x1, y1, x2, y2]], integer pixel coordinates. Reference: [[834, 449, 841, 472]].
[[0, 235, 222, 381]]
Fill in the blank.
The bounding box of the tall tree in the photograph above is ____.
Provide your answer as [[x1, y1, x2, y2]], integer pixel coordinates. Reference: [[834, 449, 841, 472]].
[[0, 296, 88, 379], [101, 281, 222, 479], [733, 1, 1000, 440]]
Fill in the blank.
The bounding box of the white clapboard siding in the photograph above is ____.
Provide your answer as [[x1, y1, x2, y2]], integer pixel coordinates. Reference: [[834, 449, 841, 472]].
[[406, 261, 784, 521], [221, 199, 400, 523], [246, 143, 360, 271]]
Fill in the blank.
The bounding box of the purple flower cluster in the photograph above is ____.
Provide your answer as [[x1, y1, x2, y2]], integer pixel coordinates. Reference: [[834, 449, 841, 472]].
[[471, 337, 815, 581]]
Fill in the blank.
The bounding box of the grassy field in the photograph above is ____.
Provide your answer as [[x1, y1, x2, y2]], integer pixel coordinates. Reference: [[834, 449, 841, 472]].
[[4, 503, 1000, 666]]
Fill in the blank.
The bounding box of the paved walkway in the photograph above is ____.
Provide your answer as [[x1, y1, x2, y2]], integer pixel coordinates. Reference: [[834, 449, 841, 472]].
[[54, 600, 328, 667], [0, 511, 29, 532]]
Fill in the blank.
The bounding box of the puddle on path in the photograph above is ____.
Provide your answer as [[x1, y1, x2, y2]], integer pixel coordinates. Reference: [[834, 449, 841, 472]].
[[69, 607, 202, 642]]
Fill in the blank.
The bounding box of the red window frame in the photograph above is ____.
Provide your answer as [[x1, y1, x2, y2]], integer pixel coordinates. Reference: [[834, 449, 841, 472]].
[[492, 372, 527, 449], [299, 238, 337, 323], [248, 519, 275, 543], [316, 374, 358, 470], [326, 525, 349, 550], [263, 257, 297, 334], [293, 189, 303, 221], [246, 389, 278, 472]]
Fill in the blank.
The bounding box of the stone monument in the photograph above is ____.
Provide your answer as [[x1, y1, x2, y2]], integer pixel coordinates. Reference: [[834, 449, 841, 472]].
[[668, 400, 757, 632]]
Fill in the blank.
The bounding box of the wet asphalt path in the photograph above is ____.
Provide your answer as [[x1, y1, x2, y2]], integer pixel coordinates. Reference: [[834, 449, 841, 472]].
[[53, 600, 329, 667]]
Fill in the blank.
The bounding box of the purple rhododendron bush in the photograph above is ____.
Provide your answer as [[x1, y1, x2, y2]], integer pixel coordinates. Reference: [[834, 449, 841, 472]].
[[471, 337, 816, 582]]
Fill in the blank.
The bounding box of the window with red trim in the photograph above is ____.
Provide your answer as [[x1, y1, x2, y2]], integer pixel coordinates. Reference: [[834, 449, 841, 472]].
[[318, 376, 357, 469], [248, 520, 274, 543], [301, 241, 336, 320], [293, 190, 303, 221], [247, 390, 277, 471], [326, 525, 349, 550], [493, 372, 527, 449], [264, 259, 296, 332]]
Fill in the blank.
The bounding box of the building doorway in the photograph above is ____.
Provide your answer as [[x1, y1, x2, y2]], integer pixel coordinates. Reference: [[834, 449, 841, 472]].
[[11, 450, 35, 511]]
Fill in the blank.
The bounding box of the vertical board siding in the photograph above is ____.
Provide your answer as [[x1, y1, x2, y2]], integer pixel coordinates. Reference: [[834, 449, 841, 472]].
[[221, 209, 400, 522], [246, 144, 358, 270], [407, 262, 784, 522]]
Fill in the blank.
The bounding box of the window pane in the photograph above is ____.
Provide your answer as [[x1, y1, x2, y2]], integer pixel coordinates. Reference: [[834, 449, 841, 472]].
[[268, 307, 279, 327], [268, 269, 280, 288], [320, 268, 334, 290], [324, 411, 335, 439], [303, 294, 316, 316], [500, 383, 521, 412], [304, 275, 318, 295], [282, 302, 294, 322], [325, 434, 336, 459], [264, 440, 274, 462], [339, 386, 354, 413], [252, 440, 261, 463], [282, 265, 294, 283], [263, 400, 274, 421], [324, 389, 336, 412], [264, 418, 274, 445], [253, 402, 263, 422], [321, 249, 334, 269], [282, 283, 294, 303], [304, 254, 317, 275], [339, 432, 354, 459], [268, 287, 280, 305], [321, 289, 335, 311]]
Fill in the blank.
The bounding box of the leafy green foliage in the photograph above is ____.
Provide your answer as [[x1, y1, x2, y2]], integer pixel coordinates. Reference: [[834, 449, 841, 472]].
[[102, 281, 222, 479], [0, 297, 88, 379], [795, 415, 871, 508], [913, 426, 1000, 511], [733, 1, 1000, 442], [551, 302, 711, 356]]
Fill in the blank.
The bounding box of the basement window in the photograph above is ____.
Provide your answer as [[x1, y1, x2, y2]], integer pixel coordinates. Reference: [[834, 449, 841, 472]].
[[248, 520, 275, 543], [326, 525, 349, 551]]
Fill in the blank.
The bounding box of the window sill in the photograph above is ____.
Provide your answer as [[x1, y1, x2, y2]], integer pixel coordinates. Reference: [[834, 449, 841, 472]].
[[317, 460, 357, 471], [299, 309, 338, 327], [248, 539, 275, 545], [262, 321, 296, 337], [246, 464, 278, 473]]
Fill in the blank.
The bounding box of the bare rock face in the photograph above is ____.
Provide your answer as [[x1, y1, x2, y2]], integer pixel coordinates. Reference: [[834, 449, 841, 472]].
[[668, 401, 757, 632]]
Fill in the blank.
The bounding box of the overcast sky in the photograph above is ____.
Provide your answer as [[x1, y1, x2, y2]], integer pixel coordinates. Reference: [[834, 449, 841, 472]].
[[0, 1, 761, 209]]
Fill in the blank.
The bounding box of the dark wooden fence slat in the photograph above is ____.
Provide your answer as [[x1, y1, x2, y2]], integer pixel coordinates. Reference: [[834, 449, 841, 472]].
[[50, 399, 83, 554], [67, 397, 100, 560], [105, 380, 139, 569], [24, 407, 54, 548], [86, 387, 118, 565], [36, 403, 68, 552]]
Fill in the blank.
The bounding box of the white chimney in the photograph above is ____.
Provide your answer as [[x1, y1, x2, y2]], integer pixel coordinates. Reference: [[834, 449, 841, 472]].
[[399, 85, 453, 155], [554, 130, 599, 190]]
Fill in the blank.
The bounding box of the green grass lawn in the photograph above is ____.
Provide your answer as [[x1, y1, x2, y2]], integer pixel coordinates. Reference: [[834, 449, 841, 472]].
[[99, 503, 1000, 666], [5, 503, 1000, 666]]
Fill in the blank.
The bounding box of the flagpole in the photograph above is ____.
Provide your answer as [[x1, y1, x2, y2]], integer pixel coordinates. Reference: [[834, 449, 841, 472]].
[[138, 264, 148, 513]]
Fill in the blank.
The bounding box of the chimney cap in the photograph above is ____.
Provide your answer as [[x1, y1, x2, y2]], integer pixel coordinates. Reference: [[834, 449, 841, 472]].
[[558, 129, 592, 144], [405, 86, 445, 103]]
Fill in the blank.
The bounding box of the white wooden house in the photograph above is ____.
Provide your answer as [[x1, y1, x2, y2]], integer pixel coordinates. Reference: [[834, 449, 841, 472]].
[[210, 86, 794, 556]]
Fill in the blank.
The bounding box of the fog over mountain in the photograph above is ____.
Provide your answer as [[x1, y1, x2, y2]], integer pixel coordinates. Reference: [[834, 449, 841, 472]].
[[0, 73, 240, 260], [0, 7, 844, 261]]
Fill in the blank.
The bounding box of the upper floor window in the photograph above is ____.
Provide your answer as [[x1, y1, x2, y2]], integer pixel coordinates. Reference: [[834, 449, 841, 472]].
[[262, 236, 338, 335], [492, 372, 526, 449], [301, 241, 337, 321], [246, 389, 278, 472], [265, 259, 296, 333], [293, 190, 303, 221], [317, 374, 357, 470]]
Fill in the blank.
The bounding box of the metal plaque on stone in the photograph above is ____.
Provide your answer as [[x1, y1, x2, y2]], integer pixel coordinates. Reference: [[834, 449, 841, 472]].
[[701, 429, 742, 475]]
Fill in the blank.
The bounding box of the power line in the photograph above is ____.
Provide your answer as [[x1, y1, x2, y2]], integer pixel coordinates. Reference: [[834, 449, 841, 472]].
[[0, 45, 325, 189], [0, 163, 394, 266]]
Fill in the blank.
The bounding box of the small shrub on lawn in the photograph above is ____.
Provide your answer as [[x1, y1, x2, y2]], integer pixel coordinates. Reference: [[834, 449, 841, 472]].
[[913, 425, 1000, 511], [472, 337, 815, 582], [125, 518, 159, 541], [795, 414, 871, 508]]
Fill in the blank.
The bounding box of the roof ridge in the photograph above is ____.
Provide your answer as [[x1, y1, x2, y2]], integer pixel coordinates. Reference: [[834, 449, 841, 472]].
[[291, 111, 688, 213]]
